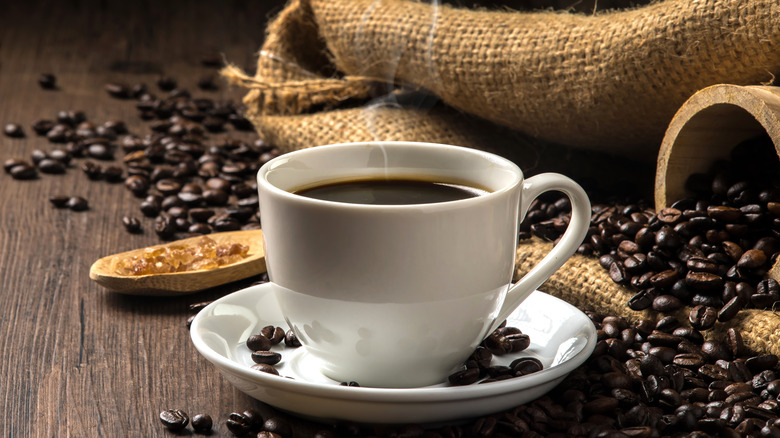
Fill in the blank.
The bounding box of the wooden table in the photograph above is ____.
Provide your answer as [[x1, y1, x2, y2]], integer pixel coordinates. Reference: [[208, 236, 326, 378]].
[[0, 1, 662, 436], [0, 1, 337, 436]]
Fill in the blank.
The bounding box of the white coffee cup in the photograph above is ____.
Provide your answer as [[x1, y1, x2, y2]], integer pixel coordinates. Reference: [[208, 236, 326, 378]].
[[256, 141, 590, 388]]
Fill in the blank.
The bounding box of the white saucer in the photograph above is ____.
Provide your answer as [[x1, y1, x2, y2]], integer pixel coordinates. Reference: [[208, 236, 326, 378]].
[[190, 283, 597, 424]]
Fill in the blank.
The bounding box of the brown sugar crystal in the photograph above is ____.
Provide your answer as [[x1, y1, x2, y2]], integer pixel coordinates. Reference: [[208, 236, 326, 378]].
[[112, 236, 249, 276]]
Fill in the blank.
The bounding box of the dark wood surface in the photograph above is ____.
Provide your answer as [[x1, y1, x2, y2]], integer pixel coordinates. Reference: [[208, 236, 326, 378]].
[[0, 1, 660, 436], [0, 1, 320, 436]]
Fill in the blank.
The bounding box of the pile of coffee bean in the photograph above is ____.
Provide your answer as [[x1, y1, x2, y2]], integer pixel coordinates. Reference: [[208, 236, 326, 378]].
[[448, 324, 539, 386], [286, 315, 777, 438], [521, 135, 780, 329], [169, 315, 780, 437], [3, 68, 275, 240], [239, 318, 540, 388]]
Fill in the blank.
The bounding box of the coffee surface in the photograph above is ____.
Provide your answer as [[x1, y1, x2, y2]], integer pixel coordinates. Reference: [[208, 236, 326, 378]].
[[294, 178, 487, 205]]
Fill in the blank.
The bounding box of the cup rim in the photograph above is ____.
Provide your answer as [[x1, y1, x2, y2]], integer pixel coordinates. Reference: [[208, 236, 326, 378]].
[[256, 141, 523, 210]]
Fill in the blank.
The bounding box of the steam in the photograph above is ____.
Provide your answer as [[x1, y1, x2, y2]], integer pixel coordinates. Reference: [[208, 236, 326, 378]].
[[357, 0, 442, 140]]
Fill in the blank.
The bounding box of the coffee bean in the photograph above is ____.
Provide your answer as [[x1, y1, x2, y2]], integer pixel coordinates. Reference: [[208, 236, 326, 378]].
[[159, 409, 189, 431], [251, 350, 281, 365], [689, 305, 717, 330], [66, 196, 88, 211], [510, 357, 543, 376], [3, 123, 24, 138], [105, 82, 131, 99], [284, 329, 301, 348], [226, 412, 254, 435], [48, 195, 69, 208], [250, 363, 279, 376], [38, 73, 57, 89], [9, 163, 37, 179], [652, 294, 682, 312], [449, 368, 480, 386], [263, 417, 292, 437], [186, 413, 211, 433], [121, 216, 142, 233], [737, 249, 767, 269], [746, 355, 779, 373], [37, 158, 66, 174], [246, 334, 272, 352]]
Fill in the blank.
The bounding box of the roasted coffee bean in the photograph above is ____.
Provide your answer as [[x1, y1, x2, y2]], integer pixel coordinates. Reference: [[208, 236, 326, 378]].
[[159, 409, 189, 431], [250, 363, 279, 376], [226, 412, 254, 435], [121, 216, 142, 233], [449, 368, 480, 386], [191, 413, 213, 433], [124, 175, 149, 197], [746, 355, 779, 373], [156, 76, 177, 91], [48, 195, 70, 208], [284, 329, 301, 348], [652, 295, 682, 312], [203, 188, 229, 205], [3, 123, 24, 138], [718, 295, 744, 322], [38, 73, 57, 89], [154, 214, 176, 238], [66, 196, 88, 211], [258, 417, 291, 438], [9, 163, 37, 179], [246, 334, 272, 352], [251, 350, 281, 365], [81, 161, 102, 180], [673, 353, 705, 369], [105, 82, 131, 99], [689, 305, 718, 330], [701, 340, 731, 361], [737, 249, 767, 269], [510, 357, 543, 376]]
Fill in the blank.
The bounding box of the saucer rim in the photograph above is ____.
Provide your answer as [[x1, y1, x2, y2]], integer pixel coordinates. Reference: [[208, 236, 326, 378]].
[[190, 282, 597, 403]]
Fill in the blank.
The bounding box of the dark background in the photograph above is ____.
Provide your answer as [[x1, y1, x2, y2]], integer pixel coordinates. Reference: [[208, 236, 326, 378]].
[[0, 0, 653, 436]]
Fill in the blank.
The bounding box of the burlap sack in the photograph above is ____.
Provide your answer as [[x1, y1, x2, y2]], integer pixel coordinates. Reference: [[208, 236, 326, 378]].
[[517, 238, 780, 358], [223, 0, 780, 357], [225, 0, 780, 160]]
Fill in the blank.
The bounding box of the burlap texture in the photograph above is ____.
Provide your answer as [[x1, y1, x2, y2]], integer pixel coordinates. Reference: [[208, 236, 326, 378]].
[[226, 0, 780, 160], [516, 238, 780, 358]]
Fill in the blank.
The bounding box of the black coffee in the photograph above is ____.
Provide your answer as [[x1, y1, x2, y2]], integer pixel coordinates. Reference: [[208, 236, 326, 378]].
[[294, 178, 488, 205]]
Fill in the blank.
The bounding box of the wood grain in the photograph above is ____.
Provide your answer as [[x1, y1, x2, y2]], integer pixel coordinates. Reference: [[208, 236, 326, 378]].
[[0, 1, 326, 436]]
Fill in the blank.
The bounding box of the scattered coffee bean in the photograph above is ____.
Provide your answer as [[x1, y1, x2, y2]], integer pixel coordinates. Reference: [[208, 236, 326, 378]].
[[9, 163, 37, 179], [226, 411, 254, 436], [251, 363, 279, 376], [246, 334, 272, 352], [66, 196, 88, 211], [251, 350, 282, 365], [159, 409, 189, 431], [38, 73, 57, 89], [121, 216, 142, 233], [284, 329, 301, 348], [263, 417, 292, 437], [3, 123, 24, 138], [104, 82, 131, 99], [49, 195, 70, 208], [448, 368, 481, 386], [190, 413, 212, 433], [38, 158, 66, 174]]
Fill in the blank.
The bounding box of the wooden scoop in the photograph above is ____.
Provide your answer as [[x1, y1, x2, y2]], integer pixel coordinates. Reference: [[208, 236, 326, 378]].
[[89, 229, 266, 296]]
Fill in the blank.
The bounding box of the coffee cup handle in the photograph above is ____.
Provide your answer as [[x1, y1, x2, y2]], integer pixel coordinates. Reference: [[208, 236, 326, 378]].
[[489, 173, 591, 333]]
